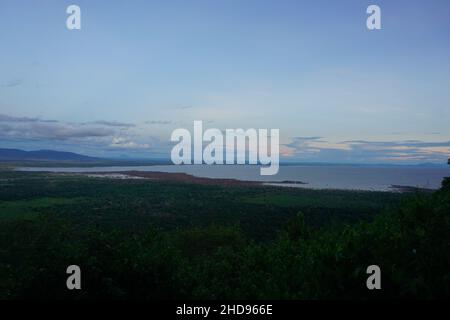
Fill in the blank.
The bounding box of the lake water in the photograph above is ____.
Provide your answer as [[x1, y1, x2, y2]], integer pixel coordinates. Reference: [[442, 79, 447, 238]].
[[17, 164, 450, 191]]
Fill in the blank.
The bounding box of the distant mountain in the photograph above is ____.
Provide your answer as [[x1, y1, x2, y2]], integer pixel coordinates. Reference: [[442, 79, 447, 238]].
[[0, 148, 100, 162]]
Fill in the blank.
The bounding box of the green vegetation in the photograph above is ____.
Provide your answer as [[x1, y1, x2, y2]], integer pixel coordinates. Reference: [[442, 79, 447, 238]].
[[0, 171, 449, 299], [0, 197, 86, 221], [0, 171, 405, 239]]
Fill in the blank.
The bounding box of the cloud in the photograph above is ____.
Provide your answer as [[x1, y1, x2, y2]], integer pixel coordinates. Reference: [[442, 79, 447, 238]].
[[283, 137, 450, 164], [89, 120, 135, 128], [0, 121, 114, 140], [0, 114, 116, 140], [283, 137, 351, 157], [285, 136, 323, 147], [343, 140, 450, 149], [346, 140, 450, 162], [0, 113, 171, 156], [2, 113, 448, 163], [0, 114, 57, 123], [1, 117, 181, 156], [145, 120, 172, 125], [109, 137, 150, 149], [0, 79, 22, 88]]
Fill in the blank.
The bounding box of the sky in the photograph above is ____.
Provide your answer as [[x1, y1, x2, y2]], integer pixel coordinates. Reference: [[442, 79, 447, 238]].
[[1, 0, 450, 163]]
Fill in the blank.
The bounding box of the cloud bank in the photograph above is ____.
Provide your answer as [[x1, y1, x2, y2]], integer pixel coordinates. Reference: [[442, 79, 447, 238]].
[[283, 137, 450, 164], [1, 113, 449, 163], [0, 114, 168, 157]]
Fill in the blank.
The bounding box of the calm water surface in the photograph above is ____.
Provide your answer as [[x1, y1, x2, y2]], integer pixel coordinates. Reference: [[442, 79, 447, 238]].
[[17, 165, 450, 191]]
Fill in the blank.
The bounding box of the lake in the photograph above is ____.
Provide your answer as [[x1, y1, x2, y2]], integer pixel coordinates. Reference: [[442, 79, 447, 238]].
[[17, 164, 450, 191]]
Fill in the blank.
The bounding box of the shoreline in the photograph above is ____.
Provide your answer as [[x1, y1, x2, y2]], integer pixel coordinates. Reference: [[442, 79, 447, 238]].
[[50, 171, 437, 193], [66, 170, 262, 187]]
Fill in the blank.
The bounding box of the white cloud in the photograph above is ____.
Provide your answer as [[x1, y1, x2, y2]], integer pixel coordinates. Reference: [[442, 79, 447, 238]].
[[109, 137, 150, 149]]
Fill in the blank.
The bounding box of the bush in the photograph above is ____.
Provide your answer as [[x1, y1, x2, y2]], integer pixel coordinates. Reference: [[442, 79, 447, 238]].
[[1, 188, 449, 299]]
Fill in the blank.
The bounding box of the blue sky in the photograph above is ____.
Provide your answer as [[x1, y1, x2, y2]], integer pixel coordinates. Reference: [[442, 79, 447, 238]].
[[1, 0, 450, 163]]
